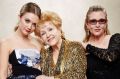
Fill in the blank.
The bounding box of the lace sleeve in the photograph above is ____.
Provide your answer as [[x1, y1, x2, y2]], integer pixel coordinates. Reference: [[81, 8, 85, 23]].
[[86, 33, 120, 62]]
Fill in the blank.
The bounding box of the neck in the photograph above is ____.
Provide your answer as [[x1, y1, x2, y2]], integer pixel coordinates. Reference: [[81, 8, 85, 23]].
[[52, 38, 62, 53], [89, 33, 106, 43], [15, 29, 29, 40]]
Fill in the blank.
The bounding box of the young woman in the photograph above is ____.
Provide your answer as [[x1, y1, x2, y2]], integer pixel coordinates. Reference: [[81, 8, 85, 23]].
[[82, 5, 120, 79], [35, 11, 87, 79], [0, 2, 42, 79]]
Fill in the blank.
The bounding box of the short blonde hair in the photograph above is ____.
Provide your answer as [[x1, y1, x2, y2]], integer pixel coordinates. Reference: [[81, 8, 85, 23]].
[[35, 11, 65, 39]]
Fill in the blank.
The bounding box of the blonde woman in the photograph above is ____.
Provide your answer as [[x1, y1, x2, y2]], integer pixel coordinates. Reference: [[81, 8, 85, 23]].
[[82, 5, 120, 79], [35, 11, 87, 79], [0, 2, 42, 79]]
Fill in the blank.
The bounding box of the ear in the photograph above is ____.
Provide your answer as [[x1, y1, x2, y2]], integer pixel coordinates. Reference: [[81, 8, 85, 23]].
[[59, 27, 62, 30], [57, 27, 62, 32], [86, 22, 90, 30]]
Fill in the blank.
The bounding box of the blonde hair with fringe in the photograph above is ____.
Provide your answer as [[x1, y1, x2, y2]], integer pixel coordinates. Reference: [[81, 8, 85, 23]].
[[35, 11, 65, 39]]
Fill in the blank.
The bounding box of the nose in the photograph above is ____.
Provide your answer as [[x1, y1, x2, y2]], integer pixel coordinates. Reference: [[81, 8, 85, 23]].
[[27, 24, 32, 30], [46, 32, 50, 38], [96, 22, 100, 28]]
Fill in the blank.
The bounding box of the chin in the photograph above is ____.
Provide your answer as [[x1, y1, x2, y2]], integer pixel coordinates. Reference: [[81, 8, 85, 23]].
[[49, 43, 56, 47], [23, 31, 29, 36], [94, 33, 103, 37], [47, 39, 57, 46], [24, 33, 29, 36], [48, 42, 57, 46]]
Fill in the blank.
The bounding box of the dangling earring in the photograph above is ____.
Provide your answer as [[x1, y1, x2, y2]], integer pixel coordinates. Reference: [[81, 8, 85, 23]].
[[61, 30, 65, 40], [87, 30, 90, 35]]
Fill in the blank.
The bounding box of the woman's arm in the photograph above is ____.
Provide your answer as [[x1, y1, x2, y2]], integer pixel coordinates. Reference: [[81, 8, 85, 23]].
[[86, 44, 120, 62], [86, 33, 120, 62], [36, 75, 54, 79], [0, 40, 10, 79]]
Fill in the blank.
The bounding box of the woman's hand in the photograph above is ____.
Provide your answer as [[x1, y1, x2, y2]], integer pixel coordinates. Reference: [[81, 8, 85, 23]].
[[36, 75, 46, 79], [36, 75, 54, 79], [7, 64, 12, 77]]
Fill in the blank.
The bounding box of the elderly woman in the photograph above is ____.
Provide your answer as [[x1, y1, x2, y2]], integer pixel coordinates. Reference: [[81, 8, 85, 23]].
[[35, 11, 87, 79]]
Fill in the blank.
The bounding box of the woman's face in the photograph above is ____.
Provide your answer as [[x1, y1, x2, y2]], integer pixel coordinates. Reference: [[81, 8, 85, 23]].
[[86, 11, 107, 37], [18, 12, 39, 36], [39, 21, 61, 46]]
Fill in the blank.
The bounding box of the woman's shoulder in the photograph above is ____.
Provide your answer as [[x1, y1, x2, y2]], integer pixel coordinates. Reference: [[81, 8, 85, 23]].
[[67, 40, 80, 45], [66, 40, 86, 57], [30, 36, 42, 44], [0, 35, 14, 54], [0, 34, 13, 45], [30, 35, 43, 49], [112, 33, 120, 38], [66, 40, 84, 49], [109, 33, 120, 42]]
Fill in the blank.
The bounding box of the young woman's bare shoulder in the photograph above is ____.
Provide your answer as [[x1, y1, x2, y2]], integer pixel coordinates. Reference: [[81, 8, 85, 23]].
[[0, 34, 14, 48], [30, 35, 43, 50]]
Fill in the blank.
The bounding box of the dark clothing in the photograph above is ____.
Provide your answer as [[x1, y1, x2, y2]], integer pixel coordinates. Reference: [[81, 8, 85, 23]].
[[8, 49, 42, 79], [86, 33, 120, 79]]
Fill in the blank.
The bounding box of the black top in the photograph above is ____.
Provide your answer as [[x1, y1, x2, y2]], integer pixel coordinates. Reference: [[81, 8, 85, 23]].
[[86, 33, 120, 79], [9, 49, 42, 77]]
